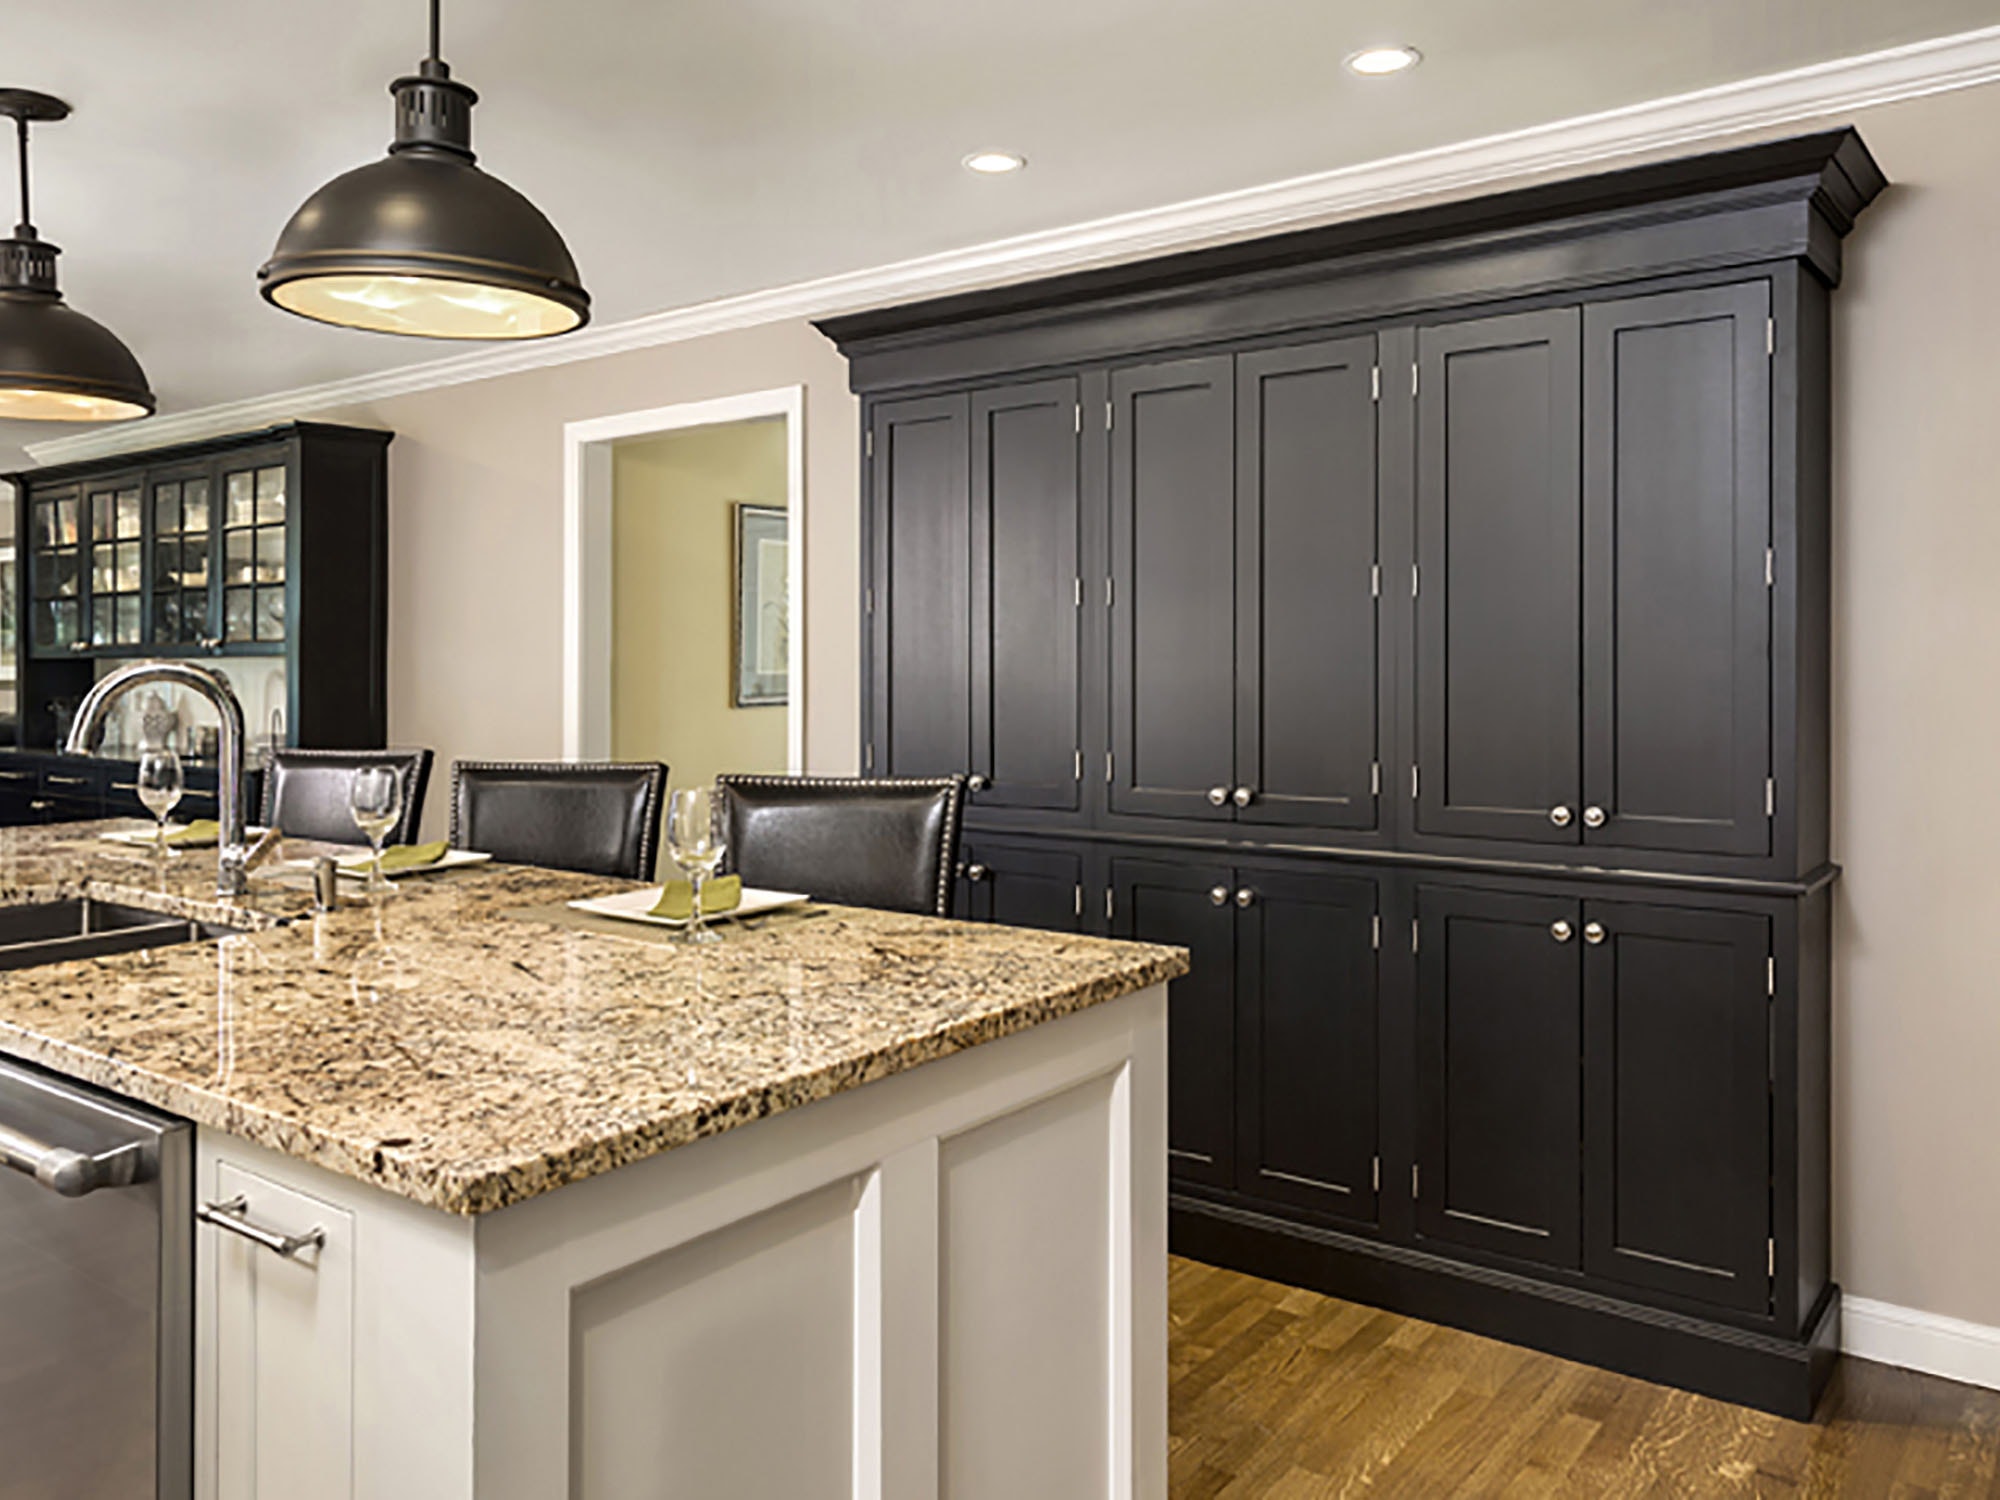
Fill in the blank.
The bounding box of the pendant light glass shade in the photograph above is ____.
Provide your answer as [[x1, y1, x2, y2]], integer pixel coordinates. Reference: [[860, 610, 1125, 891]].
[[259, 2, 588, 340], [0, 90, 154, 422]]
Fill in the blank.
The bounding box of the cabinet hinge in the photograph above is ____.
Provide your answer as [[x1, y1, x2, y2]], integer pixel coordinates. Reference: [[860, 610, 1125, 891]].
[[865, 743, 875, 772], [1105, 887, 1115, 922], [1371, 563, 1380, 599], [1766, 318, 1775, 357], [1105, 577, 1115, 609], [1372, 1156, 1381, 1193], [1074, 576, 1083, 608], [1372, 913, 1381, 950], [1106, 751, 1115, 785], [1074, 749, 1083, 782], [1411, 364, 1419, 398], [1411, 765, 1420, 801], [865, 586, 875, 615], [1371, 761, 1381, 797], [1371, 366, 1381, 402], [1075, 884, 1084, 918], [1768, 1238, 1777, 1278], [1766, 778, 1775, 818], [1411, 563, 1420, 599], [1073, 405, 1082, 434], [1768, 955, 1776, 997], [1411, 917, 1420, 954], [1412, 1164, 1420, 1199], [865, 429, 874, 459], [1765, 548, 1774, 588], [1105, 401, 1114, 431]]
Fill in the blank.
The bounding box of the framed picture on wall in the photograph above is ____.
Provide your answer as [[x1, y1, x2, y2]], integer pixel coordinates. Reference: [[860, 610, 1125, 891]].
[[733, 504, 789, 707]]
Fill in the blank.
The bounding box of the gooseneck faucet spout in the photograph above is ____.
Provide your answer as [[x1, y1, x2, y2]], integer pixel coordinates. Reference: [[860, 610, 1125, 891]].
[[65, 660, 279, 898]]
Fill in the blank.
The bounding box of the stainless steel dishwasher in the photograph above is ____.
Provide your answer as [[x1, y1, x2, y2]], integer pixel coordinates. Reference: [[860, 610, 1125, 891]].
[[0, 1055, 191, 1500]]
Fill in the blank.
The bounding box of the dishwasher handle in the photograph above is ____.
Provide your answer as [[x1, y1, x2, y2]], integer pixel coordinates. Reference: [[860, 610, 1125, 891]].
[[0, 1119, 151, 1196]]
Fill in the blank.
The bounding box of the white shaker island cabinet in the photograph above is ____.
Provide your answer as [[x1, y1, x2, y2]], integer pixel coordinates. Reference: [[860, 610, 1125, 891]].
[[195, 986, 1167, 1500], [0, 828, 1182, 1500]]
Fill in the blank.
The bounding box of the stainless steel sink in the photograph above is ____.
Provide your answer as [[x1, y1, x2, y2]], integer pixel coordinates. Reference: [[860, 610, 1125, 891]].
[[0, 899, 241, 972]]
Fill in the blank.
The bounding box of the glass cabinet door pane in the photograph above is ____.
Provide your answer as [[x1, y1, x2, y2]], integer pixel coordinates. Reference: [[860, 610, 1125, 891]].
[[225, 471, 255, 527], [154, 539, 179, 586], [115, 542, 142, 592], [54, 600, 77, 646], [116, 597, 140, 643], [33, 501, 56, 547], [255, 527, 285, 583], [153, 594, 177, 639], [183, 480, 210, 533], [182, 536, 209, 589], [116, 489, 142, 538], [32, 602, 53, 648], [256, 588, 286, 642], [93, 545, 116, 593], [154, 483, 181, 535], [182, 590, 207, 640], [54, 552, 78, 598], [56, 498, 77, 544], [92, 597, 113, 645], [255, 467, 287, 524], [225, 588, 254, 642], [90, 491, 112, 537], [224, 530, 254, 586]]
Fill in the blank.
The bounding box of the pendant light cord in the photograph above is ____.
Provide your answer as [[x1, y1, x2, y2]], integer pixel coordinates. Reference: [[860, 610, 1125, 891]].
[[428, 0, 442, 65], [13, 114, 29, 237]]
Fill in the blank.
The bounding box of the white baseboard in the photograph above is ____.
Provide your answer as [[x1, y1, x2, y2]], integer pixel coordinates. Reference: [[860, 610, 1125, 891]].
[[1844, 1296, 2000, 1391]]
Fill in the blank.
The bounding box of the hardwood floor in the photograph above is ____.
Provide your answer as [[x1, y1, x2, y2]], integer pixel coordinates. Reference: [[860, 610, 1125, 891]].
[[1168, 1256, 2000, 1497]]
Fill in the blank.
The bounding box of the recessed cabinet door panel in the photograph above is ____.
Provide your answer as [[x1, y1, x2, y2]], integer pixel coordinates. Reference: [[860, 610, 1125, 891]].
[[1583, 285, 1772, 856], [960, 837, 1088, 933], [1583, 901, 1772, 1312], [1236, 867, 1379, 1224], [870, 395, 969, 779], [1415, 884, 1582, 1270], [1112, 857, 1236, 1188], [971, 379, 1082, 812], [1110, 357, 1235, 821], [1235, 338, 1381, 831], [1415, 311, 1582, 844]]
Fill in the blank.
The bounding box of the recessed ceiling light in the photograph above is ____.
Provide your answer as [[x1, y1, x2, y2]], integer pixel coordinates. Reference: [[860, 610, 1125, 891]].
[[1346, 45, 1421, 76], [963, 150, 1026, 175]]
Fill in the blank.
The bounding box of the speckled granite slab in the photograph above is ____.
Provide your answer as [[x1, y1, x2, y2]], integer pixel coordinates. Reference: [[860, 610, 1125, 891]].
[[0, 821, 1187, 1215]]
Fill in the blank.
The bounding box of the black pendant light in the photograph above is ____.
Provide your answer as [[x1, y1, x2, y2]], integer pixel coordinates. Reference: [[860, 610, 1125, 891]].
[[0, 90, 154, 422], [258, 0, 589, 340]]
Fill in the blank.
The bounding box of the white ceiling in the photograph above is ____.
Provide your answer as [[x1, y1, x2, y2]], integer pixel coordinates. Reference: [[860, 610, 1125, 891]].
[[2, 0, 1993, 469]]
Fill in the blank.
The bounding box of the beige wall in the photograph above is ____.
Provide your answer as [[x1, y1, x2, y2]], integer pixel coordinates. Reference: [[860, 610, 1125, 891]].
[[306, 78, 2000, 1333], [609, 419, 789, 792]]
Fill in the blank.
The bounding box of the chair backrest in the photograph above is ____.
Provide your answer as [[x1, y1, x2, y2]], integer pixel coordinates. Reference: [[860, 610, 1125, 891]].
[[450, 761, 667, 880], [262, 747, 435, 846], [716, 775, 966, 917]]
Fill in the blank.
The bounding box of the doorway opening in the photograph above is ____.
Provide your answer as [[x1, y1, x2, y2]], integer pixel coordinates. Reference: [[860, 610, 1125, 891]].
[[563, 388, 804, 788]]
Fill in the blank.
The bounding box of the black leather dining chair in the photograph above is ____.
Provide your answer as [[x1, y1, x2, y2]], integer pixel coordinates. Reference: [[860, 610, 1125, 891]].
[[715, 775, 967, 917], [262, 747, 435, 846], [449, 761, 667, 880]]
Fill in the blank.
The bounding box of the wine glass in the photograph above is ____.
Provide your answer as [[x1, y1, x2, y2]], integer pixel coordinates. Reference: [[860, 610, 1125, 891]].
[[135, 747, 184, 858], [665, 786, 726, 945], [348, 766, 404, 900]]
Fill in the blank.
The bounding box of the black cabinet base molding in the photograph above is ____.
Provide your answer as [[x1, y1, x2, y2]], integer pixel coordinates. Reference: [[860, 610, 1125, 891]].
[[1171, 1196, 1841, 1422]]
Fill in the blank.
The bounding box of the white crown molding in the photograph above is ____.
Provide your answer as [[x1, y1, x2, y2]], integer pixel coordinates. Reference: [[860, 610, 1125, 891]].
[[25, 21, 2000, 469], [1845, 1295, 2000, 1392]]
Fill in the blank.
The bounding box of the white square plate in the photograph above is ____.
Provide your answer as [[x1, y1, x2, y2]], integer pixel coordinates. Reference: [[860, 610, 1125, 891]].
[[567, 886, 811, 928], [330, 848, 494, 880], [99, 824, 270, 848]]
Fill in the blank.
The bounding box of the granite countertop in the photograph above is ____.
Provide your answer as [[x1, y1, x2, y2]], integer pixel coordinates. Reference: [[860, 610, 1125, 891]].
[[0, 821, 1186, 1215]]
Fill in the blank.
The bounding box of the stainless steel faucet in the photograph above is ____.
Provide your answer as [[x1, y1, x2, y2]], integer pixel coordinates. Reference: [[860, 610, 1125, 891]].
[[65, 660, 282, 899]]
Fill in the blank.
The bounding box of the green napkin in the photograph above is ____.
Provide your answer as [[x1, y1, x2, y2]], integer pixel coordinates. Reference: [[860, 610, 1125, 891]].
[[162, 819, 221, 848], [650, 874, 742, 920], [347, 839, 449, 876]]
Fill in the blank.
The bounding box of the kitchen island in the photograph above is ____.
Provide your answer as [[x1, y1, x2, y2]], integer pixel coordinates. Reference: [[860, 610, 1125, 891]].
[[0, 822, 1184, 1500]]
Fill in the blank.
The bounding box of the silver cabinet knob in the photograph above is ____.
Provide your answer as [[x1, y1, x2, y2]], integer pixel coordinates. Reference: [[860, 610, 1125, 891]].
[[1550, 919, 1574, 943], [1549, 805, 1573, 827], [965, 864, 989, 883], [967, 775, 990, 792], [1235, 887, 1256, 908], [1583, 921, 1606, 945], [1209, 885, 1230, 906], [1232, 786, 1254, 808], [1583, 805, 1606, 829], [1207, 786, 1230, 807]]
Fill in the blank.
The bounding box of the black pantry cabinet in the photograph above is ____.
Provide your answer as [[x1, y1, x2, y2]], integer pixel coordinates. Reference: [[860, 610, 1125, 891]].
[[820, 129, 1880, 1417]]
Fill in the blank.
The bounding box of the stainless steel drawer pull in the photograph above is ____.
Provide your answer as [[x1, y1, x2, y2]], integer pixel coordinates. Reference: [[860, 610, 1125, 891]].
[[110, 781, 139, 792], [47, 775, 91, 787], [197, 1195, 325, 1259]]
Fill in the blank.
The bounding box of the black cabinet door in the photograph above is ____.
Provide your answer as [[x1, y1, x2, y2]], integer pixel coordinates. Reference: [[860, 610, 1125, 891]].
[[869, 395, 969, 779], [1112, 856, 1237, 1188], [959, 837, 1088, 933], [1414, 311, 1582, 844], [1582, 285, 1772, 856], [970, 379, 1082, 813], [1234, 338, 1381, 832], [1235, 865, 1379, 1224], [1414, 883, 1582, 1270], [1583, 901, 1772, 1312], [1109, 357, 1235, 822]]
